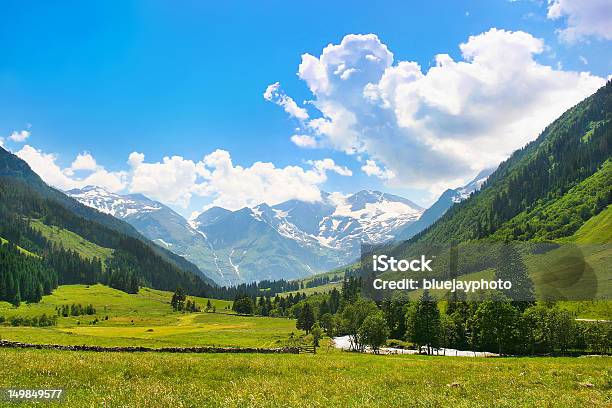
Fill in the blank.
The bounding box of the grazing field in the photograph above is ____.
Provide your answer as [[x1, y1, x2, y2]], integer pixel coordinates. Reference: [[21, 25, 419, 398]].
[[0, 348, 610, 407], [30, 220, 114, 261], [0, 285, 300, 348]]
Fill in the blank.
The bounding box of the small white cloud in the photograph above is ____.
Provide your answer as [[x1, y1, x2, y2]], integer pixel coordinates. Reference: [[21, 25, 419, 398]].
[[290, 134, 318, 148], [579, 55, 588, 65], [263, 82, 309, 120], [361, 159, 395, 180], [547, 0, 612, 42], [8, 130, 31, 143], [306, 158, 353, 176], [70, 152, 98, 171]]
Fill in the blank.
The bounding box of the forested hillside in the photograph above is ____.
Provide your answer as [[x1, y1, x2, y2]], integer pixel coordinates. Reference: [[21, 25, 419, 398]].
[[411, 80, 611, 245], [0, 147, 211, 283], [0, 177, 217, 303], [0, 146, 229, 303]]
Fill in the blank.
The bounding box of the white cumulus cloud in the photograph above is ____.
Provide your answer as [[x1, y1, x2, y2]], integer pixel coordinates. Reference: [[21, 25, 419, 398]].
[[195, 150, 351, 211], [361, 159, 395, 180], [547, 0, 612, 42], [12, 141, 353, 213], [270, 29, 605, 193], [290, 134, 318, 148], [15, 145, 126, 192], [70, 152, 98, 171], [127, 152, 205, 208]]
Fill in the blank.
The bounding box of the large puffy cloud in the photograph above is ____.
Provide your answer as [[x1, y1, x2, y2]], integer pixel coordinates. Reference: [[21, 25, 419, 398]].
[[547, 0, 612, 42], [195, 150, 351, 210], [70, 152, 98, 171], [15, 145, 126, 192], [273, 29, 605, 192], [127, 152, 206, 207]]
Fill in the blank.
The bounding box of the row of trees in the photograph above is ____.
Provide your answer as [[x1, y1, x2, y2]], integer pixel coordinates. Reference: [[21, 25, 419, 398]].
[[231, 291, 315, 316], [406, 293, 611, 355], [0, 314, 57, 327], [55, 303, 96, 317]]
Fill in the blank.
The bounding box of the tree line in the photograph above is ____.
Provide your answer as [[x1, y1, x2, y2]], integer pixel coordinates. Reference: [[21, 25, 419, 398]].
[[241, 275, 610, 355]]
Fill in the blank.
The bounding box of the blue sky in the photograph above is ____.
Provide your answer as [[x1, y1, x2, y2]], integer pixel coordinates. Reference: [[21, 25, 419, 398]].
[[1, 1, 610, 217]]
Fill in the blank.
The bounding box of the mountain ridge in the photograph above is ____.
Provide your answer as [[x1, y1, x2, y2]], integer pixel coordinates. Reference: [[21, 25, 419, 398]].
[[68, 187, 429, 285]]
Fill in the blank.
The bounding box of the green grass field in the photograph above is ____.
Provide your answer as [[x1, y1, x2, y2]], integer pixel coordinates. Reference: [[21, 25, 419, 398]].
[[0, 285, 610, 406], [0, 285, 301, 348], [0, 348, 609, 407]]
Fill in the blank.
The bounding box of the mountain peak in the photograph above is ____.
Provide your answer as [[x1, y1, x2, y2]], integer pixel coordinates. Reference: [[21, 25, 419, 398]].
[[65, 185, 162, 218]]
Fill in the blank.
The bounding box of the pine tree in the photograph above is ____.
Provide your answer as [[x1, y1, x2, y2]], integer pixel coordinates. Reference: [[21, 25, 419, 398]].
[[297, 303, 316, 334], [495, 243, 535, 310]]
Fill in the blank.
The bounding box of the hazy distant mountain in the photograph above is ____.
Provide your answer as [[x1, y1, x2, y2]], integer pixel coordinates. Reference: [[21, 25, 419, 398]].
[[395, 168, 495, 240], [68, 187, 424, 285]]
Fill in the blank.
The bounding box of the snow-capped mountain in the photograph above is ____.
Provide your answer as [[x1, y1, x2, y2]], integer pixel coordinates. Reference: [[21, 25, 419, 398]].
[[451, 168, 492, 203], [66, 186, 225, 283], [190, 190, 423, 283], [67, 186, 425, 286], [396, 168, 496, 240], [66, 186, 164, 218]]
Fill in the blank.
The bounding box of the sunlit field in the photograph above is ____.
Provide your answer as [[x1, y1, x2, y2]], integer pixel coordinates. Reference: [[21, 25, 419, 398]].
[[0, 348, 610, 407]]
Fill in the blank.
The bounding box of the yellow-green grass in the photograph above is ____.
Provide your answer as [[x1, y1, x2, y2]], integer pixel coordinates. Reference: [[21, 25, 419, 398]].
[[0, 236, 40, 258], [559, 205, 612, 244], [0, 348, 609, 407], [30, 220, 113, 261], [0, 285, 299, 348]]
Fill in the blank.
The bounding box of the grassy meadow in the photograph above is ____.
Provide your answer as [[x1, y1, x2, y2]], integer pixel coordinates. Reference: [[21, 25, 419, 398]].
[[30, 220, 114, 262], [0, 347, 610, 407], [0, 285, 609, 406], [0, 285, 299, 348]]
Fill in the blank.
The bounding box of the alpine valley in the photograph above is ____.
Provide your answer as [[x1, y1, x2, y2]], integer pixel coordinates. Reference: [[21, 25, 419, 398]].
[[66, 171, 491, 285]]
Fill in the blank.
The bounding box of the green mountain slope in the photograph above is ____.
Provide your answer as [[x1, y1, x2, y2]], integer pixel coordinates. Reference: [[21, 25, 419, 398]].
[[492, 160, 611, 241], [410, 80, 611, 245], [0, 147, 212, 283], [30, 220, 114, 262], [0, 147, 222, 304]]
